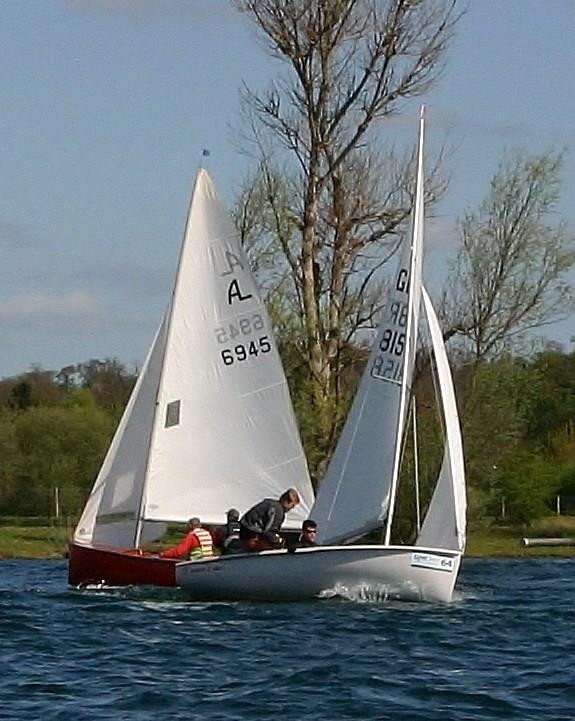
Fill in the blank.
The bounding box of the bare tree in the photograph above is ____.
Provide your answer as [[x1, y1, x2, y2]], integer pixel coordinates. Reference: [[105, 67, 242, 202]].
[[234, 0, 460, 465], [443, 149, 575, 361]]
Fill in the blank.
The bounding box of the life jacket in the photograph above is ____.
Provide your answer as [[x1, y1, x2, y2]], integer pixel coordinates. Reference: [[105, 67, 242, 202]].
[[189, 527, 214, 560], [222, 520, 241, 551]]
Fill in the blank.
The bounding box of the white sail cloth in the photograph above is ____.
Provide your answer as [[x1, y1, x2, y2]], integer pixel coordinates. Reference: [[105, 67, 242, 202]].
[[74, 169, 314, 549], [416, 287, 466, 552], [311, 113, 426, 545]]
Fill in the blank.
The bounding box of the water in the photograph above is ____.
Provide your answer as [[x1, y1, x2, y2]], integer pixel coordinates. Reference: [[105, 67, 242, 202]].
[[1, 559, 574, 721]]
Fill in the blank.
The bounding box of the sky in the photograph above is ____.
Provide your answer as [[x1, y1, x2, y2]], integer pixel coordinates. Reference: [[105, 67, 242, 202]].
[[1, 0, 574, 379]]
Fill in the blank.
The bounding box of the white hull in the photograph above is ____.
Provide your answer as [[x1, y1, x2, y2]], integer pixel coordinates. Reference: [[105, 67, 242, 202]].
[[175, 545, 462, 603]]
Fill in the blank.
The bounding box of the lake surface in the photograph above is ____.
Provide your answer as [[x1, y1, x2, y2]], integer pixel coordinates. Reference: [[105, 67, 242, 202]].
[[1, 558, 574, 720]]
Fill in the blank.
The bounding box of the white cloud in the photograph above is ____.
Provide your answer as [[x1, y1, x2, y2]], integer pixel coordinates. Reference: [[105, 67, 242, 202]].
[[0, 290, 101, 326], [0, 289, 159, 338], [75, 263, 171, 297], [65, 0, 232, 19]]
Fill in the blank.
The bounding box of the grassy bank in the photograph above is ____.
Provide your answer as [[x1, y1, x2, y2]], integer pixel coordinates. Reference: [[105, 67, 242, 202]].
[[0, 523, 182, 560], [0, 525, 72, 559], [466, 516, 575, 557], [2, 517, 575, 560]]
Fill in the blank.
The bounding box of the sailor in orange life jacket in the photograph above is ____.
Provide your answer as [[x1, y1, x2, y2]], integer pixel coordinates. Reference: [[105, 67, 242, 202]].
[[158, 517, 214, 560]]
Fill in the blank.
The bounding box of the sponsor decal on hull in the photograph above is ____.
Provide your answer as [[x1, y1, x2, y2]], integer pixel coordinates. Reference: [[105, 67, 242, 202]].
[[410, 552, 454, 572]]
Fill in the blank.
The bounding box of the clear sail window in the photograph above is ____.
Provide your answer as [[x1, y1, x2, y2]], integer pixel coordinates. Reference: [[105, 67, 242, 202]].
[[165, 400, 181, 428]]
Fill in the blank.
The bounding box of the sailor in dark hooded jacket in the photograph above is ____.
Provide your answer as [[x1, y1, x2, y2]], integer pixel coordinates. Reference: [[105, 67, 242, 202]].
[[217, 508, 242, 554], [239, 488, 300, 551]]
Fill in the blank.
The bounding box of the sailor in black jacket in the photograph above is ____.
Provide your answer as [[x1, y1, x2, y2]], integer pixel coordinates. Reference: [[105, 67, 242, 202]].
[[239, 488, 300, 551]]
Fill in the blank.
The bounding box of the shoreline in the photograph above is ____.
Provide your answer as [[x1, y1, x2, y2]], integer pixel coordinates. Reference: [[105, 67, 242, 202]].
[[3, 547, 575, 562], [2, 523, 575, 560]]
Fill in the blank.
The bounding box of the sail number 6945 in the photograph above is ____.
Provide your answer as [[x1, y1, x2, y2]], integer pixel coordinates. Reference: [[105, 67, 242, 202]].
[[221, 336, 272, 366]]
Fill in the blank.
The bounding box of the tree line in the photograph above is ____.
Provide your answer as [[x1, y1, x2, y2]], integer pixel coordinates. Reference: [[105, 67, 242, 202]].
[[1, 346, 575, 527]]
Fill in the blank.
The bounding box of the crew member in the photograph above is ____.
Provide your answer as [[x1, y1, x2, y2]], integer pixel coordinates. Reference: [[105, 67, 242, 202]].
[[159, 517, 214, 560], [239, 488, 300, 551], [214, 508, 243, 555], [288, 519, 318, 551]]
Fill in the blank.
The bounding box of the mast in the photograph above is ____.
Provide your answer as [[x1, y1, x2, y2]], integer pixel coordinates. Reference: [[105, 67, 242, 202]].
[[384, 108, 426, 546]]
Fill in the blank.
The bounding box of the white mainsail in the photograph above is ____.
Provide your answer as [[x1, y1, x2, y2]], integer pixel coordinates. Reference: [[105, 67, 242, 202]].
[[75, 169, 314, 549], [142, 170, 313, 527], [311, 112, 426, 545], [416, 286, 466, 552]]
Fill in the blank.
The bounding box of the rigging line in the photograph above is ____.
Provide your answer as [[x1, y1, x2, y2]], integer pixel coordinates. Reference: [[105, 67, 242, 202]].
[[324, 384, 370, 525], [412, 394, 421, 535], [389, 383, 416, 530], [240, 380, 286, 396], [261, 454, 310, 473], [426, 317, 447, 439]]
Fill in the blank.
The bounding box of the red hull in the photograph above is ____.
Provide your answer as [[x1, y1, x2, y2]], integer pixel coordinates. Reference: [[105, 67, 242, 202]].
[[68, 542, 177, 587]]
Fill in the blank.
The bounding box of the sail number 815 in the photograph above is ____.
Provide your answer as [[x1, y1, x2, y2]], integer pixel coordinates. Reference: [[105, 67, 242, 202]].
[[221, 336, 271, 366], [379, 329, 405, 356]]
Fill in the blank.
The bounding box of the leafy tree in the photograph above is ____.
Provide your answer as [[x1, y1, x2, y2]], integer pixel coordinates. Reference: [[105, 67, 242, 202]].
[[463, 357, 542, 517], [498, 450, 559, 524], [233, 0, 460, 468], [437, 151, 575, 524], [75, 358, 136, 416], [557, 466, 575, 515], [527, 350, 575, 448], [0, 368, 64, 411], [443, 149, 575, 360], [0, 410, 17, 514], [1, 405, 114, 518]]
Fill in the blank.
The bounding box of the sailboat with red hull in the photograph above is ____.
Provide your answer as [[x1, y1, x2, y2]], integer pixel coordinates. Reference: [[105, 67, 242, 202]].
[[68, 169, 315, 587]]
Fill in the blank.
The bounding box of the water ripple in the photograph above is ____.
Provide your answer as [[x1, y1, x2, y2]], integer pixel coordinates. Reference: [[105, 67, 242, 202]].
[[1, 559, 575, 720]]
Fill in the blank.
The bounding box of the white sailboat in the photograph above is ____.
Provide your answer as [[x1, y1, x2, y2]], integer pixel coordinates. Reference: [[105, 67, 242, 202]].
[[69, 169, 315, 587], [175, 111, 467, 602]]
